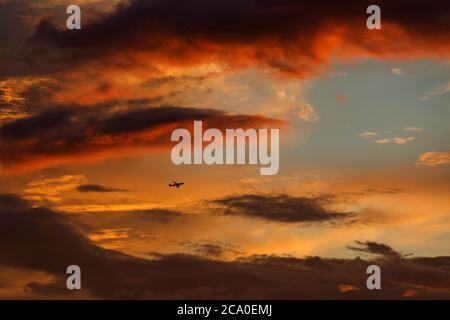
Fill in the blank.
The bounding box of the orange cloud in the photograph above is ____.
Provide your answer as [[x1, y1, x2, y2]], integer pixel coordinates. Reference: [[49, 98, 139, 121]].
[[337, 284, 359, 293], [27, 0, 449, 81], [416, 151, 450, 167], [0, 105, 286, 173]]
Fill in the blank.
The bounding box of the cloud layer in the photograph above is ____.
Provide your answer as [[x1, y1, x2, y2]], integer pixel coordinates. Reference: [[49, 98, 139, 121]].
[[0, 104, 283, 172], [19, 0, 450, 78], [0, 194, 449, 299]]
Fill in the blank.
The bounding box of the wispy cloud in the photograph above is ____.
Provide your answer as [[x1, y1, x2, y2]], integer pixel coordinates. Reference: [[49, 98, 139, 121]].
[[415, 151, 450, 167], [359, 131, 378, 139], [421, 81, 450, 101], [76, 184, 130, 193], [392, 67, 403, 75], [388, 137, 415, 145], [330, 72, 349, 78], [403, 127, 424, 132], [23, 175, 86, 204], [298, 103, 319, 122], [359, 131, 416, 145]]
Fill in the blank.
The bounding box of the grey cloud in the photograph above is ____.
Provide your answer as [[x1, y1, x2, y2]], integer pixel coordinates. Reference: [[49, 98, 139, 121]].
[[76, 184, 129, 193], [348, 241, 404, 259], [212, 194, 352, 223]]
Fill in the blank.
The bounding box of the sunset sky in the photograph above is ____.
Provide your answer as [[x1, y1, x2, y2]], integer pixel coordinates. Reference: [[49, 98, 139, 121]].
[[0, 0, 449, 299]]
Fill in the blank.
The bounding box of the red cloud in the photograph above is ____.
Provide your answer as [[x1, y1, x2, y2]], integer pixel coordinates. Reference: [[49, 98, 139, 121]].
[[0, 105, 286, 173], [27, 0, 450, 78]]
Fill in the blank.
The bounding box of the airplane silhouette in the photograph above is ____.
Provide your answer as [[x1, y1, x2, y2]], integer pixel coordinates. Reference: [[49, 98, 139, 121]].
[[169, 180, 184, 188]]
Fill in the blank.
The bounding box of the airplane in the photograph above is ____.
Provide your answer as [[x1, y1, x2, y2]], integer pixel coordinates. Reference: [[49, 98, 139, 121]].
[[169, 180, 184, 188]]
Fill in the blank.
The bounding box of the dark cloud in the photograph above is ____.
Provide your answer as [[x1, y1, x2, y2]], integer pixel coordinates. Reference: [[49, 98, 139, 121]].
[[0, 0, 119, 77], [0, 193, 166, 298], [188, 241, 243, 258], [212, 194, 351, 223], [193, 243, 223, 258], [348, 241, 403, 259], [0, 107, 72, 140], [0, 103, 283, 172], [97, 106, 222, 135], [0, 1, 50, 77], [0, 193, 449, 299], [76, 184, 129, 193], [130, 209, 186, 223], [364, 188, 404, 195], [73, 208, 186, 234], [141, 74, 218, 89], [0, 193, 31, 210], [0, 2, 28, 44], [19, 0, 450, 77]]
